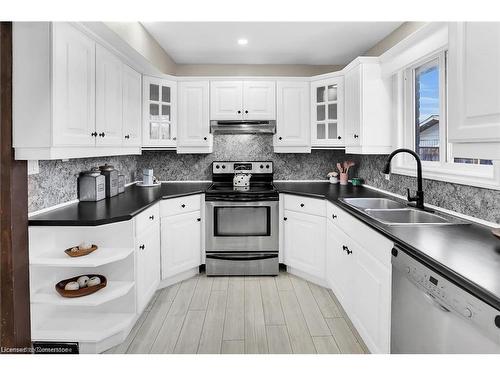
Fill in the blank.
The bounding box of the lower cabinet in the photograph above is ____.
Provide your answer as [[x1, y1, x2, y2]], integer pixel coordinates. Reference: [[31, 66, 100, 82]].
[[326, 212, 391, 354], [283, 209, 325, 279], [136, 224, 161, 313], [161, 210, 202, 279]]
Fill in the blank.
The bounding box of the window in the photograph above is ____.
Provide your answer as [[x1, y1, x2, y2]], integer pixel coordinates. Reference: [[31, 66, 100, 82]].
[[393, 50, 498, 189]]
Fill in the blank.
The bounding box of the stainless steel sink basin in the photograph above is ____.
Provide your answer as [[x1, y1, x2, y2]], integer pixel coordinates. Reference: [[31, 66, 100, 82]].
[[365, 209, 453, 225], [341, 198, 470, 226], [342, 198, 407, 210]]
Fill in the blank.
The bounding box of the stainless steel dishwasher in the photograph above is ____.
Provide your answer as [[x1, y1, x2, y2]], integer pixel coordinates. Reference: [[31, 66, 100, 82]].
[[391, 246, 500, 353]]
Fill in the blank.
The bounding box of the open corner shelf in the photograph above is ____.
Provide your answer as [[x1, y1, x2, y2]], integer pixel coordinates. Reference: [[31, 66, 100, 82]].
[[32, 281, 135, 307], [32, 312, 136, 342], [30, 247, 134, 268]]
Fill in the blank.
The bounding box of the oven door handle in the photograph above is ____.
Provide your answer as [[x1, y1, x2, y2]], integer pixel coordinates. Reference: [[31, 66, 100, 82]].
[[206, 254, 278, 261]]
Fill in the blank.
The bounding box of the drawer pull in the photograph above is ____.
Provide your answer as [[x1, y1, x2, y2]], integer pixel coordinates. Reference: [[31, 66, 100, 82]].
[[149, 215, 154, 220], [197, 218, 201, 222], [283, 217, 287, 221], [181, 204, 186, 208], [332, 214, 337, 219], [300, 203, 304, 207], [139, 244, 145, 250], [342, 245, 352, 255]]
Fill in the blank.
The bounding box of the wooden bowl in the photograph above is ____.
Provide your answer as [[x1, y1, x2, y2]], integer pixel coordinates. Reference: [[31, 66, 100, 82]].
[[64, 245, 98, 257], [55, 274, 107, 298]]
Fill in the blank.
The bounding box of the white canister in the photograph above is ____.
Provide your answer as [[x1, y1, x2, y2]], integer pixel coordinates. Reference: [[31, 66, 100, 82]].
[[143, 169, 154, 186], [329, 176, 339, 184]]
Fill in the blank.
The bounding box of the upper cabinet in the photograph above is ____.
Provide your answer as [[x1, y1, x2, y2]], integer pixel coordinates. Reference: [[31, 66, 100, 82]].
[[311, 77, 344, 148], [210, 80, 276, 120], [13, 22, 142, 160], [177, 81, 212, 153], [142, 76, 177, 148], [122, 65, 142, 147], [448, 22, 500, 160], [96, 44, 123, 146], [344, 57, 392, 154], [274, 81, 311, 153]]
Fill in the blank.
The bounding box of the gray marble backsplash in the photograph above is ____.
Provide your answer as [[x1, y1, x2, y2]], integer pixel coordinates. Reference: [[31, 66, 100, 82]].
[[27, 135, 498, 224], [28, 155, 139, 213], [357, 155, 500, 224]]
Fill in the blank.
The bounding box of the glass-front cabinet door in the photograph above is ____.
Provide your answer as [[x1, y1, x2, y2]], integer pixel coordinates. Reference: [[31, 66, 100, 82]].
[[143, 76, 177, 147], [311, 77, 344, 147]]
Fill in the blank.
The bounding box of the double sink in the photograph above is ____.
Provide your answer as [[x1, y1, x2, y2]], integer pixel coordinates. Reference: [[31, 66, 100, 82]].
[[341, 198, 469, 226]]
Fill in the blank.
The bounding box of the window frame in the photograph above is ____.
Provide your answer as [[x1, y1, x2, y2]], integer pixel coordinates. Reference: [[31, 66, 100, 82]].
[[390, 49, 500, 190]]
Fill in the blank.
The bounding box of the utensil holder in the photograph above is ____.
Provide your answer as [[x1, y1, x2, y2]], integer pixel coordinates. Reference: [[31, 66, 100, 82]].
[[340, 173, 348, 185]]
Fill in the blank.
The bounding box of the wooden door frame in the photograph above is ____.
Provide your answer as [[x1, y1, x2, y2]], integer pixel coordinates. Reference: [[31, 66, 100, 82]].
[[0, 21, 31, 352]]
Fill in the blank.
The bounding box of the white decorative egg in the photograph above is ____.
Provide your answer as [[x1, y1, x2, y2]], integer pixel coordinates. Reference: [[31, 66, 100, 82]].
[[64, 281, 80, 291], [78, 241, 92, 250], [87, 276, 101, 287], [77, 275, 90, 288]]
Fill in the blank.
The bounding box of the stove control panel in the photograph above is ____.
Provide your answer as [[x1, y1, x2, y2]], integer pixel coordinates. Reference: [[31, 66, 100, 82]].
[[392, 247, 500, 344], [213, 161, 273, 174]]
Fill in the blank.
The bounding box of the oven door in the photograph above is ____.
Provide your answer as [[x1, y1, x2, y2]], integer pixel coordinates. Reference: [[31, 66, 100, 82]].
[[205, 200, 278, 252]]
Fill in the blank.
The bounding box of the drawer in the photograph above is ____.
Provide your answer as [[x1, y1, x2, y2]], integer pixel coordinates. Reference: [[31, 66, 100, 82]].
[[283, 194, 326, 217], [327, 201, 392, 267], [135, 203, 160, 235], [160, 194, 201, 217]]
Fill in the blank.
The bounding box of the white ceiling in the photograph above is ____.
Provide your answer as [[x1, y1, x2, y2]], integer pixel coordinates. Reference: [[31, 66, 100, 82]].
[[142, 22, 403, 65]]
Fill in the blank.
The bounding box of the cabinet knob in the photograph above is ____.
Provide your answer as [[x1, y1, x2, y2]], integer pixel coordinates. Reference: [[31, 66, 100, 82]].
[[173, 137, 177, 141], [124, 134, 130, 139], [181, 204, 186, 208], [139, 244, 145, 250], [283, 217, 287, 221], [149, 215, 154, 220], [300, 203, 304, 207], [278, 137, 282, 140], [99, 132, 105, 137], [91, 132, 97, 137], [353, 134, 359, 139], [197, 218, 201, 222], [337, 136, 342, 140], [342, 245, 352, 255], [237, 110, 241, 114], [204, 137, 207, 141], [332, 214, 337, 219], [244, 110, 248, 114]]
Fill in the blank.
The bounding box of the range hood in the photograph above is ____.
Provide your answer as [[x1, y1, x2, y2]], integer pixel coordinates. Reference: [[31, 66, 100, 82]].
[[210, 120, 276, 134]]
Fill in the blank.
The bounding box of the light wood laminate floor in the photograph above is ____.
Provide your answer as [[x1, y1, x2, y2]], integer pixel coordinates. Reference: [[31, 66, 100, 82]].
[[105, 272, 368, 354]]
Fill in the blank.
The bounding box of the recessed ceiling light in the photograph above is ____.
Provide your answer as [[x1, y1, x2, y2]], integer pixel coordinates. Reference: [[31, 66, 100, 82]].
[[237, 38, 248, 46]]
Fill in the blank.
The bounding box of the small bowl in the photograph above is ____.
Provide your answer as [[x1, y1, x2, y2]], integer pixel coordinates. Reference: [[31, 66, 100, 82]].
[[55, 274, 107, 298]]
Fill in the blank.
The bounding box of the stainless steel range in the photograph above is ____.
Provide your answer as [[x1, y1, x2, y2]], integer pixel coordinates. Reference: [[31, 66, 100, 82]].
[[205, 161, 279, 276]]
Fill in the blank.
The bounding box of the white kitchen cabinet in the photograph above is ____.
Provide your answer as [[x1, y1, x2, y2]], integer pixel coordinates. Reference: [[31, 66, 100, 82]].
[[136, 224, 161, 313], [161, 211, 202, 279], [143, 76, 177, 148], [344, 57, 392, 154], [210, 80, 275, 120], [274, 81, 311, 153], [210, 81, 244, 120], [283, 210, 325, 280], [448, 22, 500, 160], [12, 22, 141, 159], [326, 219, 354, 313], [311, 76, 344, 148], [243, 81, 276, 120], [96, 44, 123, 146], [122, 64, 142, 147], [177, 81, 212, 153]]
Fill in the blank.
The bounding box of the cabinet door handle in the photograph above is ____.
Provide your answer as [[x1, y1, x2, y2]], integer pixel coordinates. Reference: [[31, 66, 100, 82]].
[[139, 244, 145, 250], [278, 136, 282, 140], [283, 217, 287, 221], [237, 110, 241, 114], [332, 214, 337, 219], [244, 110, 248, 114], [124, 134, 130, 139], [99, 132, 105, 137], [337, 136, 342, 140], [149, 215, 154, 220], [300, 203, 304, 207], [181, 204, 186, 208], [353, 134, 359, 139], [197, 218, 201, 222], [204, 137, 207, 141], [173, 137, 177, 141], [342, 245, 352, 255], [91, 132, 97, 137]]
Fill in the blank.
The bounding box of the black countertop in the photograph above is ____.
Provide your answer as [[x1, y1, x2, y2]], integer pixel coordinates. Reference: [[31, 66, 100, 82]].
[[29, 180, 500, 311], [28, 182, 211, 226], [274, 181, 500, 312]]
